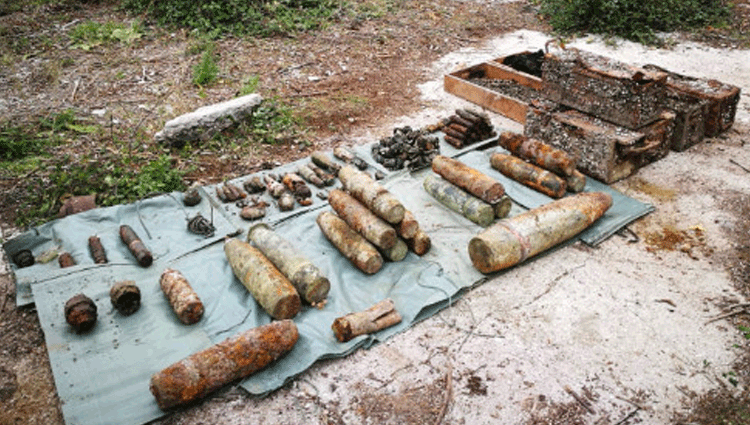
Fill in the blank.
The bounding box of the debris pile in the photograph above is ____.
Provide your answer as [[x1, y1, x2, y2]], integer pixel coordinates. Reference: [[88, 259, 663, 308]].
[[371, 126, 440, 171]]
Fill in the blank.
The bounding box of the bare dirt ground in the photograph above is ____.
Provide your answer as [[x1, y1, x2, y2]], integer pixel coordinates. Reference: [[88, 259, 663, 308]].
[[2, 1, 750, 424]]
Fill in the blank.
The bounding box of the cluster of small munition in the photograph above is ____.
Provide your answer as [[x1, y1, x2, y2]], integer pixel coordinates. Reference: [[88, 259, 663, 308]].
[[438, 109, 496, 148], [371, 126, 440, 171]]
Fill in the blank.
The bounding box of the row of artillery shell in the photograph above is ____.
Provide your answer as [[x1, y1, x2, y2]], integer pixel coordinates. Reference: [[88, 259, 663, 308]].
[[150, 319, 299, 410], [338, 165, 405, 224], [497, 132, 586, 194], [469, 192, 612, 273], [423, 174, 496, 227], [317, 211, 384, 275]]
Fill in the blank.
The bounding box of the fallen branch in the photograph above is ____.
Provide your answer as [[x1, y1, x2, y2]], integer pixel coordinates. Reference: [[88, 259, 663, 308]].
[[613, 407, 640, 425], [434, 364, 453, 425], [285, 90, 329, 98], [705, 303, 750, 324], [729, 159, 750, 174], [564, 385, 595, 414]]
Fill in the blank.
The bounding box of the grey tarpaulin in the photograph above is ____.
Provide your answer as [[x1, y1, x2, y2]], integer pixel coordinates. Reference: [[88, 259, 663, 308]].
[[4, 134, 653, 425]]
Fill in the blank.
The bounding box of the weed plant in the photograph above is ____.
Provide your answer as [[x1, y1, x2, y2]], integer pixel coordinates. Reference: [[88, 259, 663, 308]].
[[192, 48, 220, 87], [536, 0, 730, 44]]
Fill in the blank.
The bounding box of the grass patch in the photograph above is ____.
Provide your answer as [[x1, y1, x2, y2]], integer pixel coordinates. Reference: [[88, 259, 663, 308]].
[[69, 19, 143, 50], [535, 0, 731, 45], [192, 48, 220, 87], [121, 0, 342, 37]]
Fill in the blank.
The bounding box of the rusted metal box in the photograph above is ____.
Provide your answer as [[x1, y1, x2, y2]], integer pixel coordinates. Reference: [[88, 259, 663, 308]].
[[660, 87, 708, 152], [524, 107, 675, 184], [644, 64, 740, 137], [444, 58, 543, 124], [542, 48, 668, 129]]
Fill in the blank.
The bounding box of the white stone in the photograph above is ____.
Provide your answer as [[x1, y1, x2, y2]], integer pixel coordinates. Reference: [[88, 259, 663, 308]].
[[154, 93, 263, 147]]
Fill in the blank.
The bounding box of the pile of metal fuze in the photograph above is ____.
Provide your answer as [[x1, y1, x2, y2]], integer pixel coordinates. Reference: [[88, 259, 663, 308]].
[[448, 47, 742, 184]]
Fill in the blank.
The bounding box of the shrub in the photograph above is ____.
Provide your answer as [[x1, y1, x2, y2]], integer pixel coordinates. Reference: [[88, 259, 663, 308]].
[[121, 0, 341, 37], [536, 0, 730, 44]]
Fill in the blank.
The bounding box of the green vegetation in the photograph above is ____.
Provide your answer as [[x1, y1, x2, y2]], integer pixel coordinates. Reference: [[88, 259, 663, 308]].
[[238, 75, 261, 96], [536, 0, 731, 44], [121, 0, 341, 37], [192, 48, 220, 87], [69, 19, 143, 50]]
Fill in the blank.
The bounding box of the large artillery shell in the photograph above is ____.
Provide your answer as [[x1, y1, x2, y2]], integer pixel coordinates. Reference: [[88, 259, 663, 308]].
[[380, 238, 408, 262], [494, 195, 512, 219], [406, 229, 431, 256], [338, 165, 405, 224], [423, 174, 495, 227], [110, 280, 141, 316], [468, 192, 612, 273], [224, 238, 301, 319], [160, 268, 204, 325], [88, 236, 108, 264], [311, 151, 341, 174], [566, 170, 587, 193], [397, 210, 419, 240], [248, 224, 330, 305], [119, 225, 153, 267], [489, 153, 567, 199], [431, 155, 505, 204], [328, 189, 397, 250], [316, 211, 383, 274], [65, 293, 97, 333], [58, 252, 76, 268], [332, 298, 402, 343], [150, 320, 298, 410], [498, 132, 576, 177]]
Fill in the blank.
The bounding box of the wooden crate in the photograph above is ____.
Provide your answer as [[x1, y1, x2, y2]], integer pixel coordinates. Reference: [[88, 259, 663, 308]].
[[542, 48, 668, 129], [524, 107, 674, 184], [644, 64, 740, 137], [443, 60, 543, 124], [661, 87, 708, 152]]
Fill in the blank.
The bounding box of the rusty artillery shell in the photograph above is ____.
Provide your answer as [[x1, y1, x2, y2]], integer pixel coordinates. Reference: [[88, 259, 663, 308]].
[[224, 238, 301, 319], [423, 174, 495, 227], [88, 236, 108, 264], [65, 293, 97, 332], [264, 175, 287, 198], [397, 210, 419, 240], [338, 165, 405, 224], [498, 132, 576, 177], [248, 224, 330, 305], [432, 155, 505, 204], [333, 146, 368, 170], [297, 164, 325, 188], [317, 211, 383, 274], [311, 151, 341, 174], [469, 192, 612, 273], [328, 189, 397, 250], [444, 134, 464, 148], [278, 192, 295, 211], [566, 170, 587, 193], [58, 252, 76, 268], [243, 176, 266, 194], [332, 298, 402, 343], [456, 108, 482, 124], [380, 238, 408, 262], [450, 115, 475, 129], [150, 320, 298, 410], [160, 268, 204, 325], [406, 229, 431, 256], [183, 187, 202, 206], [120, 225, 153, 267], [282, 173, 312, 200], [13, 249, 34, 268], [494, 195, 512, 219], [489, 153, 567, 199], [442, 126, 466, 141], [240, 205, 267, 221], [308, 162, 336, 186], [110, 280, 141, 316]]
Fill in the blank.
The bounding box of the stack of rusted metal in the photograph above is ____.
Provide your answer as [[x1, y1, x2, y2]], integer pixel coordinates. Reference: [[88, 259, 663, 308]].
[[316, 165, 430, 275], [370, 126, 440, 171], [444, 47, 741, 184]]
